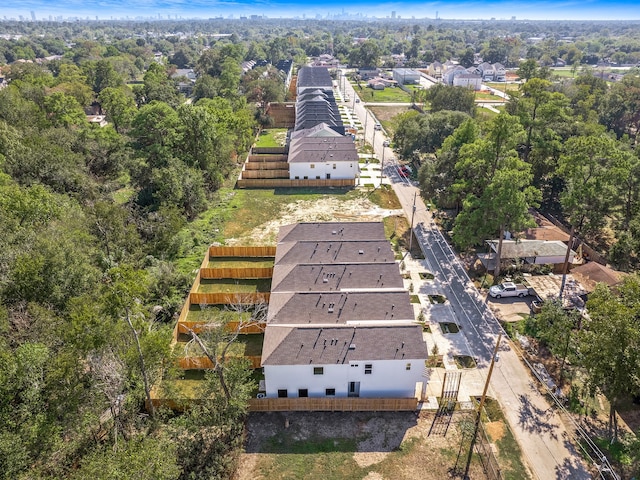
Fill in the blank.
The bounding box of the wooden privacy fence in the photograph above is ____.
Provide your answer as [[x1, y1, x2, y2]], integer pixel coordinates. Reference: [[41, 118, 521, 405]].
[[237, 178, 356, 189], [209, 246, 276, 257], [241, 170, 290, 179], [252, 147, 287, 155], [244, 162, 289, 170], [178, 355, 261, 370], [177, 321, 265, 335], [247, 155, 289, 165], [190, 292, 271, 305], [200, 267, 273, 279], [248, 397, 418, 412]]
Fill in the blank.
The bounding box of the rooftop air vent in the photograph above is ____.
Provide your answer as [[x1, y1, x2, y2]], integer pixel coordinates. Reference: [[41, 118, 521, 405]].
[[349, 344, 356, 350], [358, 250, 364, 254]]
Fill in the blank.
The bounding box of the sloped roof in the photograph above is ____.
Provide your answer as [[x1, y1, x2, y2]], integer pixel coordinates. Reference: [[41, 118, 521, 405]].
[[290, 122, 344, 139], [267, 291, 414, 325], [271, 262, 403, 293], [487, 239, 573, 259], [277, 222, 386, 243], [570, 261, 625, 292], [274, 240, 395, 265], [261, 325, 427, 365], [288, 138, 358, 164], [297, 66, 333, 89]]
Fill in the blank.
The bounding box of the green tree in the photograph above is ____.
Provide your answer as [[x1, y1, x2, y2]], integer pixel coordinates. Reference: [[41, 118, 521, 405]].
[[424, 84, 475, 116], [43, 91, 86, 127], [98, 86, 137, 133], [580, 277, 640, 441]]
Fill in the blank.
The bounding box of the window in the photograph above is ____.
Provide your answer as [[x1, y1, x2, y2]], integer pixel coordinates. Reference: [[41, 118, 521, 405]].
[[364, 364, 373, 374], [310, 164, 315, 169], [406, 363, 412, 371], [277, 389, 288, 398], [303, 176, 308, 179], [351, 364, 359, 368], [333, 163, 336, 169], [294, 176, 299, 179], [313, 367, 324, 375], [298, 389, 308, 397], [316, 176, 320, 179], [326, 388, 336, 396]]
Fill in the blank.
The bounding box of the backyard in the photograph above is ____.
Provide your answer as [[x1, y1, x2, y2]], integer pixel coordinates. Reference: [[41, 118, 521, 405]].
[[352, 82, 413, 103]]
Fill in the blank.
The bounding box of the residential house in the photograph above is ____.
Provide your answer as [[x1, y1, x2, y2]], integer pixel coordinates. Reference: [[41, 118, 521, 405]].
[[478, 239, 576, 272], [475, 62, 495, 81], [261, 222, 428, 399], [288, 124, 359, 180], [357, 66, 380, 80], [493, 63, 506, 82], [428, 61, 444, 79], [453, 72, 482, 90], [276, 59, 294, 89], [442, 65, 467, 85]]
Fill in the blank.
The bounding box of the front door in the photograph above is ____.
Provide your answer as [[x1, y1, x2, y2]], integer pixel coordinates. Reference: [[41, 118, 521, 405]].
[[348, 381, 360, 397], [326, 173, 331, 179]]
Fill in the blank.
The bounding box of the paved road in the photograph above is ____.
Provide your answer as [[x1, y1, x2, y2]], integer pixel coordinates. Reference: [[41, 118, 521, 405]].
[[336, 69, 592, 480]]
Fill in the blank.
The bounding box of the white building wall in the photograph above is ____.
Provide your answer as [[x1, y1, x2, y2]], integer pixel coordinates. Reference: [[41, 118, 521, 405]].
[[289, 160, 358, 180], [264, 358, 425, 399], [524, 254, 574, 265]]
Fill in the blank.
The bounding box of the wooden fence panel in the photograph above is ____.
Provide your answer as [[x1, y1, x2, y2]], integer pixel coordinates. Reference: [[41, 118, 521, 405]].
[[178, 355, 261, 370], [177, 321, 266, 335], [244, 162, 290, 170], [247, 397, 418, 412], [247, 155, 288, 162], [241, 170, 290, 179], [209, 246, 276, 257], [190, 292, 271, 305], [200, 267, 273, 279], [252, 147, 287, 155]]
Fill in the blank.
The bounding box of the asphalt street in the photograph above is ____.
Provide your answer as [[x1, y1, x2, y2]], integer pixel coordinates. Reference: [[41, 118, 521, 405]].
[[337, 69, 592, 480]]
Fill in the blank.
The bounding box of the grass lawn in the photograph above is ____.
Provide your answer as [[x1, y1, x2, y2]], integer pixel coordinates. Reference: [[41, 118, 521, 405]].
[[353, 84, 412, 103], [475, 91, 505, 101], [483, 398, 531, 480], [368, 105, 412, 136], [485, 82, 520, 93], [207, 257, 274, 268], [366, 184, 402, 209], [197, 278, 271, 293], [254, 128, 288, 148]]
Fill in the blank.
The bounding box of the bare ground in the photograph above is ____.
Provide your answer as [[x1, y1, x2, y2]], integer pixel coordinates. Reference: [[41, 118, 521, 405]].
[[226, 195, 403, 245], [235, 411, 485, 480]]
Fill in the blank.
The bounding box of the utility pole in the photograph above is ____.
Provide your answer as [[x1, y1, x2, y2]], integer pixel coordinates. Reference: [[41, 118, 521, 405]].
[[408, 192, 417, 255], [559, 225, 575, 302], [381, 146, 386, 183], [463, 334, 502, 479]]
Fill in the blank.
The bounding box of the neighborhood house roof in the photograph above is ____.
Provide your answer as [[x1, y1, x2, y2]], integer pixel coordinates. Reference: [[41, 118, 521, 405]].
[[296, 66, 333, 91], [277, 222, 387, 243], [267, 291, 414, 325], [288, 137, 358, 164], [274, 239, 395, 265], [570, 261, 625, 292], [271, 262, 404, 293], [487, 239, 573, 259], [262, 325, 427, 365]]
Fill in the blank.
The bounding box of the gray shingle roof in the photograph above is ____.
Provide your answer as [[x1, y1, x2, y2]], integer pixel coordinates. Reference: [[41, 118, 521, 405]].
[[487, 239, 573, 258], [262, 325, 428, 365], [277, 222, 387, 243], [274, 240, 395, 265], [271, 262, 404, 292], [267, 291, 414, 325], [297, 66, 333, 90]]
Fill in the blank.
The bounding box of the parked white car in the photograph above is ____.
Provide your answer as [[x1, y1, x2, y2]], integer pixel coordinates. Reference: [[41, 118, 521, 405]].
[[489, 282, 530, 298]]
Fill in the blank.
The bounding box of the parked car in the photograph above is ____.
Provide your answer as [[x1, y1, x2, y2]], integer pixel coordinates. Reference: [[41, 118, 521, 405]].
[[489, 282, 530, 298], [374, 123, 382, 131], [355, 98, 360, 103], [383, 139, 390, 147], [399, 166, 411, 177]]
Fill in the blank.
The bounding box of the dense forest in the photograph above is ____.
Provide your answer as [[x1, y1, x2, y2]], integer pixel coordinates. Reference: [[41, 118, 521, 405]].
[[1, 18, 640, 478]]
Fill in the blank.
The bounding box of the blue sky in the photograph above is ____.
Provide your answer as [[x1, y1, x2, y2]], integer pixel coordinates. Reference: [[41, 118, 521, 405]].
[[2, 0, 639, 21]]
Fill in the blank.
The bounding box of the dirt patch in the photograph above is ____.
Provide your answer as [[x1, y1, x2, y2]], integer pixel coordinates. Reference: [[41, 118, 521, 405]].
[[227, 196, 402, 245], [235, 411, 485, 480], [486, 421, 506, 441]]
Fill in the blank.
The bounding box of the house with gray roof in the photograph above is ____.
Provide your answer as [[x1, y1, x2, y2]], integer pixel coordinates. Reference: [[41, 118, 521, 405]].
[[261, 222, 428, 399]]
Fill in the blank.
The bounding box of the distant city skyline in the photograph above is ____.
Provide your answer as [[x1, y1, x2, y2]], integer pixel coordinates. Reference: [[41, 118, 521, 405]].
[[2, 0, 639, 22]]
